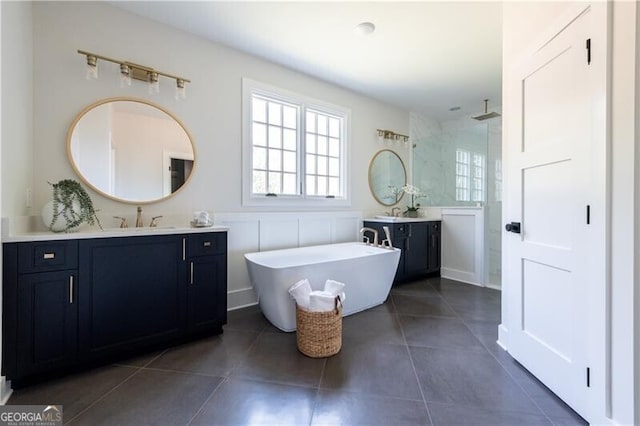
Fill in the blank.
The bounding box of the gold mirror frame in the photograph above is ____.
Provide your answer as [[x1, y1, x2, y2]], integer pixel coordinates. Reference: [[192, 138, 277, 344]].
[[368, 149, 407, 206], [67, 97, 196, 204]]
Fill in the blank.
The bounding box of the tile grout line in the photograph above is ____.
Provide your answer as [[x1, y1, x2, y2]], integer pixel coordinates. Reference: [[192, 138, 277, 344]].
[[63, 354, 162, 425], [308, 357, 328, 426], [185, 376, 227, 426], [434, 280, 555, 424], [224, 325, 323, 392], [391, 292, 434, 426]]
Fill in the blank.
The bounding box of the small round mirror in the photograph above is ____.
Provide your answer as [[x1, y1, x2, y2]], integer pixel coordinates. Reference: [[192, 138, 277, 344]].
[[368, 149, 407, 206], [67, 98, 195, 204]]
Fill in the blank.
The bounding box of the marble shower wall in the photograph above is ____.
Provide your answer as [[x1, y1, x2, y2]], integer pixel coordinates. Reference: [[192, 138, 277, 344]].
[[410, 111, 502, 287]]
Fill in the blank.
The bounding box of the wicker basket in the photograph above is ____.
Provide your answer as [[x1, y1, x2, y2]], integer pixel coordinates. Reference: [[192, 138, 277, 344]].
[[295, 297, 342, 358]]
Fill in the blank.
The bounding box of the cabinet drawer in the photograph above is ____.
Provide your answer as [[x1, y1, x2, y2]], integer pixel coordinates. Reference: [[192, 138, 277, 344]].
[[18, 241, 78, 273], [188, 233, 226, 257]]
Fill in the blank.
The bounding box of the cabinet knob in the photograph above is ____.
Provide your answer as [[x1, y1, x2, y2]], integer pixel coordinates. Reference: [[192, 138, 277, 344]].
[[203, 241, 211, 247], [43, 253, 55, 260]]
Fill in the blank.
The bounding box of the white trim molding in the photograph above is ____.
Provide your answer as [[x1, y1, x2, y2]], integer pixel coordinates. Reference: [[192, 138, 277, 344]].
[[440, 207, 485, 286]]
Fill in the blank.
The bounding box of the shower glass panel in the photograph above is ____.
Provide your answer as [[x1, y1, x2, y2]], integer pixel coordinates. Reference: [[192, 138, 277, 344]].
[[411, 113, 502, 288]]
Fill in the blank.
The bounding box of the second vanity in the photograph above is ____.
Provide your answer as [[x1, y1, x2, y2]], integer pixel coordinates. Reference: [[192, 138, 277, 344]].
[[2, 226, 228, 387], [363, 218, 441, 282]]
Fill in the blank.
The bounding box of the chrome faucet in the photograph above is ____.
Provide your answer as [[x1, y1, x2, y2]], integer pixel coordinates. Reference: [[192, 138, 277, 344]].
[[136, 206, 143, 228], [381, 226, 393, 249], [360, 227, 379, 247], [391, 207, 401, 217], [149, 216, 163, 227]]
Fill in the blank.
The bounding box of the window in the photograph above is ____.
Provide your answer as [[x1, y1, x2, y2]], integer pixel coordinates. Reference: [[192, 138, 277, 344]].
[[243, 79, 350, 206], [494, 159, 502, 202], [455, 149, 470, 201], [471, 153, 485, 202], [455, 149, 485, 202]]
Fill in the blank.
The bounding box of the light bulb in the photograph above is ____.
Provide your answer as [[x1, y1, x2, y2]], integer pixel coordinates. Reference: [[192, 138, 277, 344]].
[[148, 72, 160, 94], [85, 55, 98, 80], [119, 64, 131, 87], [175, 79, 186, 100]]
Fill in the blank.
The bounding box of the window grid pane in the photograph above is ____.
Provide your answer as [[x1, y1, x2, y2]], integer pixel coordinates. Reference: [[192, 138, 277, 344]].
[[305, 109, 342, 197], [252, 95, 298, 195], [471, 153, 485, 202], [249, 90, 346, 200], [495, 159, 503, 202], [455, 149, 470, 202]]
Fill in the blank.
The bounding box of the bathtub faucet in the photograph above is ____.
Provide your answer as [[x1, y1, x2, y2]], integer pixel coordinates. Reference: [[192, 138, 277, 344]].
[[360, 227, 379, 247]]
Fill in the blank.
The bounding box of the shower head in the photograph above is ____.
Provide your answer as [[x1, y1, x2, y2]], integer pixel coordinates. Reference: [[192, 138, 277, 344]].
[[472, 99, 501, 121]]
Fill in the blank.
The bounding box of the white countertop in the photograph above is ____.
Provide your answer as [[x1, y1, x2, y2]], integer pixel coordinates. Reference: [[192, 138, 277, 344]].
[[365, 216, 442, 223], [2, 225, 229, 243]]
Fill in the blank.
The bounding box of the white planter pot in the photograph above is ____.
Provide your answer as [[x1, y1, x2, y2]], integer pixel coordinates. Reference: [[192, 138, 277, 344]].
[[41, 200, 82, 232]]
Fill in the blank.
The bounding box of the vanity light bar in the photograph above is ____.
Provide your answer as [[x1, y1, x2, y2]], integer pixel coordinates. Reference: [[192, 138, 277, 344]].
[[376, 129, 409, 143], [376, 129, 410, 148], [78, 50, 191, 97]]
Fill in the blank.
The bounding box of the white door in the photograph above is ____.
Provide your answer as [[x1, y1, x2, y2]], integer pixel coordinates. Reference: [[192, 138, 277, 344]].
[[504, 6, 602, 419]]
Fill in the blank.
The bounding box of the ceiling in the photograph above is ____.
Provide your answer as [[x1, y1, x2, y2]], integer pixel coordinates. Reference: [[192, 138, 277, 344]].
[[111, 1, 502, 122]]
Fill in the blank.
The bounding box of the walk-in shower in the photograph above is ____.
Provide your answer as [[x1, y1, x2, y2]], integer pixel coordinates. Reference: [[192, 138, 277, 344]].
[[410, 111, 502, 288]]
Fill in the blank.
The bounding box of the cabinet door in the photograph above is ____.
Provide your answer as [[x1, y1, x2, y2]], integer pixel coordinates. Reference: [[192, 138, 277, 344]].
[[17, 270, 77, 377], [187, 255, 227, 334], [427, 222, 441, 273], [79, 236, 186, 361], [405, 223, 429, 276]]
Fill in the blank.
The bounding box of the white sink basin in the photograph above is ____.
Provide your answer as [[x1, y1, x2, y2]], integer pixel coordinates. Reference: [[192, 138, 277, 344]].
[[374, 215, 413, 222], [104, 226, 177, 232], [372, 215, 441, 222]]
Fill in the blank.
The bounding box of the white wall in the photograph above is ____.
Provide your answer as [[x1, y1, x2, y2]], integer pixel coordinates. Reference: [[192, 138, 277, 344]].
[[502, 1, 638, 424], [0, 2, 409, 309], [610, 2, 639, 423], [27, 2, 409, 220], [1, 1, 33, 218], [0, 0, 33, 404]]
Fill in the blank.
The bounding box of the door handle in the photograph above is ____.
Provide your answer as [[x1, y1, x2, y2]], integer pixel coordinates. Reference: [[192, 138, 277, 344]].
[[505, 222, 521, 234], [190, 262, 194, 285]]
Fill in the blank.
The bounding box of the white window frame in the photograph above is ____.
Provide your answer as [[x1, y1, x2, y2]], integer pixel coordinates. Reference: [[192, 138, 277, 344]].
[[455, 149, 470, 201], [242, 78, 351, 207], [471, 152, 485, 202]]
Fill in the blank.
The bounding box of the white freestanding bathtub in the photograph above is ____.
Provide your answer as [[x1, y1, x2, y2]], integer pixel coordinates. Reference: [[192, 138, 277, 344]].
[[244, 242, 401, 331]]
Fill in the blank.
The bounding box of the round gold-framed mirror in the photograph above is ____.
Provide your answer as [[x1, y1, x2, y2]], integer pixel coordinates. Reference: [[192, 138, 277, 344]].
[[368, 149, 407, 206], [67, 97, 196, 204]]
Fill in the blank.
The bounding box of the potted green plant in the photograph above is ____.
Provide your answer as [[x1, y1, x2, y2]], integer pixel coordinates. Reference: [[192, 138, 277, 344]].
[[402, 184, 427, 218], [42, 179, 102, 232]]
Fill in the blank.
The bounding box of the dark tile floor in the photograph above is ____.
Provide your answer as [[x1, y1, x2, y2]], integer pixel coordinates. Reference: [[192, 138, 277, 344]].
[[7, 277, 588, 426]]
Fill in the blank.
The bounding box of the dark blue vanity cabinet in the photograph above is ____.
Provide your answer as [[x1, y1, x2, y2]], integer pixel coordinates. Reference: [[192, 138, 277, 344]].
[[3, 241, 79, 380], [186, 232, 227, 335], [363, 220, 441, 282], [2, 231, 227, 386], [78, 235, 187, 363]]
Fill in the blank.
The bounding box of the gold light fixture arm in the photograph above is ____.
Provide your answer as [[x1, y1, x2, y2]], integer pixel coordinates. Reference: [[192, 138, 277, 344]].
[[376, 129, 409, 143], [77, 50, 191, 83]]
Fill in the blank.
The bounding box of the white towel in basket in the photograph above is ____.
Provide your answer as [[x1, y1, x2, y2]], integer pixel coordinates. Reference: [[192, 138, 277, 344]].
[[309, 290, 339, 312], [324, 279, 346, 303], [288, 279, 312, 310]]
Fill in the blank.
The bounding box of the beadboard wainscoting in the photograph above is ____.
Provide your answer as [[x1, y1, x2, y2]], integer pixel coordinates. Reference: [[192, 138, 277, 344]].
[[216, 211, 362, 310], [440, 207, 484, 286]]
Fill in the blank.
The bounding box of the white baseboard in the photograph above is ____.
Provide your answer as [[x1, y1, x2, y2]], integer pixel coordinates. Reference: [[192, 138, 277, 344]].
[[0, 377, 12, 405], [497, 323, 509, 351], [441, 267, 483, 286], [227, 287, 257, 310], [485, 283, 502, 291]]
